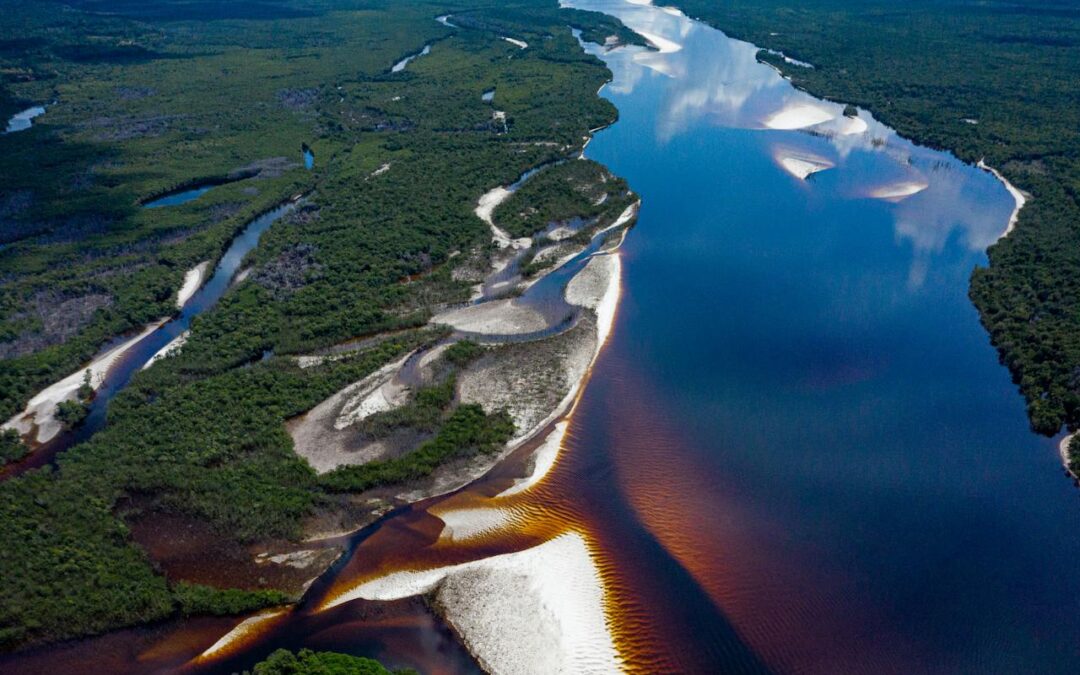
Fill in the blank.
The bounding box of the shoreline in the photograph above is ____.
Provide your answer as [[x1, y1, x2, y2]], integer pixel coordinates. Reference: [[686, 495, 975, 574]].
[[977, 159, 1029, 240]]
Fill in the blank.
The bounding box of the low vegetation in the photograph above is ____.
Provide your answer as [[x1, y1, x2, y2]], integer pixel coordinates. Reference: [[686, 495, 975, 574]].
[[250, 648, 409, 675]]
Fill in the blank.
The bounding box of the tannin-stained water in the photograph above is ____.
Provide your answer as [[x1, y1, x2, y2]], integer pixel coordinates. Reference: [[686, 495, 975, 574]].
[[8, 1, 1080, 672]]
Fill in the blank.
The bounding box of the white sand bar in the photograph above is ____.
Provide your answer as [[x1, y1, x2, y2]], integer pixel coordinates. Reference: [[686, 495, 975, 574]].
[[325, 532, 621, 675], [502, 37, 528, 49], [4, 319, 165, 444], [176, 261, 209, 308], [435, 506, 517, 542], [763, 101, 836, 130], [142, 330, 189, 370]]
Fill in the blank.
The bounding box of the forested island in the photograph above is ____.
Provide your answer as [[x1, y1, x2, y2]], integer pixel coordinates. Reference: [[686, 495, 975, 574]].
[[666, 0, 1080, 443]]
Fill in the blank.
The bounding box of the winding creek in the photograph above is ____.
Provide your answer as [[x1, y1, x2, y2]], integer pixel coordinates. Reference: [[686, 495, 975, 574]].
[[2, 200, 299, 478], [6, 1, 1080, 672]]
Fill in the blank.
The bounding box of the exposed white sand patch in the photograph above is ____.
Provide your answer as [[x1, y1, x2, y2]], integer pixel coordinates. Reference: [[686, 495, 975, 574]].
[[371, 163, 391, 176], [502, 37, 528, 49], [435, 506, 517, 542], [233, 266, 252, 285], [4, 319, 166, 444], [763, 101, 836, 130], [434, 300, 548, 335], [977, 159, 1029, 239], [288, 353, 413, 473], [499, 420, 568, 497], [324, 532, 621, 675], [176, 261, 209, 308], [335, 360, 411, 430], [776, 153, 835, 180], [476, 185, 531, 254], [196, 609, 287, 660], [142, 330, 189, 370], [1058, 434, 1077, 481], [869, 180, 930, 202], [476, 186, 512, 228]]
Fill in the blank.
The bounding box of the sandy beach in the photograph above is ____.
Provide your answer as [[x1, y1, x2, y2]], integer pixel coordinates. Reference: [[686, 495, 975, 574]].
[[977, 159, 1029, 239], [176, 261, 210, 308]]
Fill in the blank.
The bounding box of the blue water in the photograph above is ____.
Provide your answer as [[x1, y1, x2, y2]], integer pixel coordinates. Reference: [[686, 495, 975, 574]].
[[142, 185, 214, 208], [4, 105, 46, 134], [559, 0, 1080, 671], [303, 146, 315, 169], [391, 44, 431, 73]]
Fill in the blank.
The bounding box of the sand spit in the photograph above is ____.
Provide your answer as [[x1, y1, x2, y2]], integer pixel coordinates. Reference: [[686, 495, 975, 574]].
[[977, 159, 1028, 239], [3, 319, 166, 445], [325, 532, 621, 675], [868, 180, 929, 202], [763, 101, 836, 130], [176, 261, 209, 308], [498, 420, 568, 497], [193, 608, 288, 662], [142, 330, 189, 370], [434, 300, 548, 335]]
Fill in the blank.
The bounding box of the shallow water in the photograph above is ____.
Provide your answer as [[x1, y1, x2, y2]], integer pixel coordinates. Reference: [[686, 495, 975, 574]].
[[4, 105, 45, 134], [143, 185, 215, 208], [391, 44, 432, 73]]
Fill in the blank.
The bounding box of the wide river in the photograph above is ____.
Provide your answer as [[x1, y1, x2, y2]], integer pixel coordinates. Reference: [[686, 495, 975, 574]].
[[6, 1, 1079, 673]]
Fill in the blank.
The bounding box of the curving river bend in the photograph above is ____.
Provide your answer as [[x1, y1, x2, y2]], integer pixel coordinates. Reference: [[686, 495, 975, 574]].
[[7, 1, 1080, 672]]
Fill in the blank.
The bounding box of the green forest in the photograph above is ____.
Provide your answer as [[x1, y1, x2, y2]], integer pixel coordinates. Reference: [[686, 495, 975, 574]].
[[667, 0, 1080, 439], [0, 0, 636, 651]]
